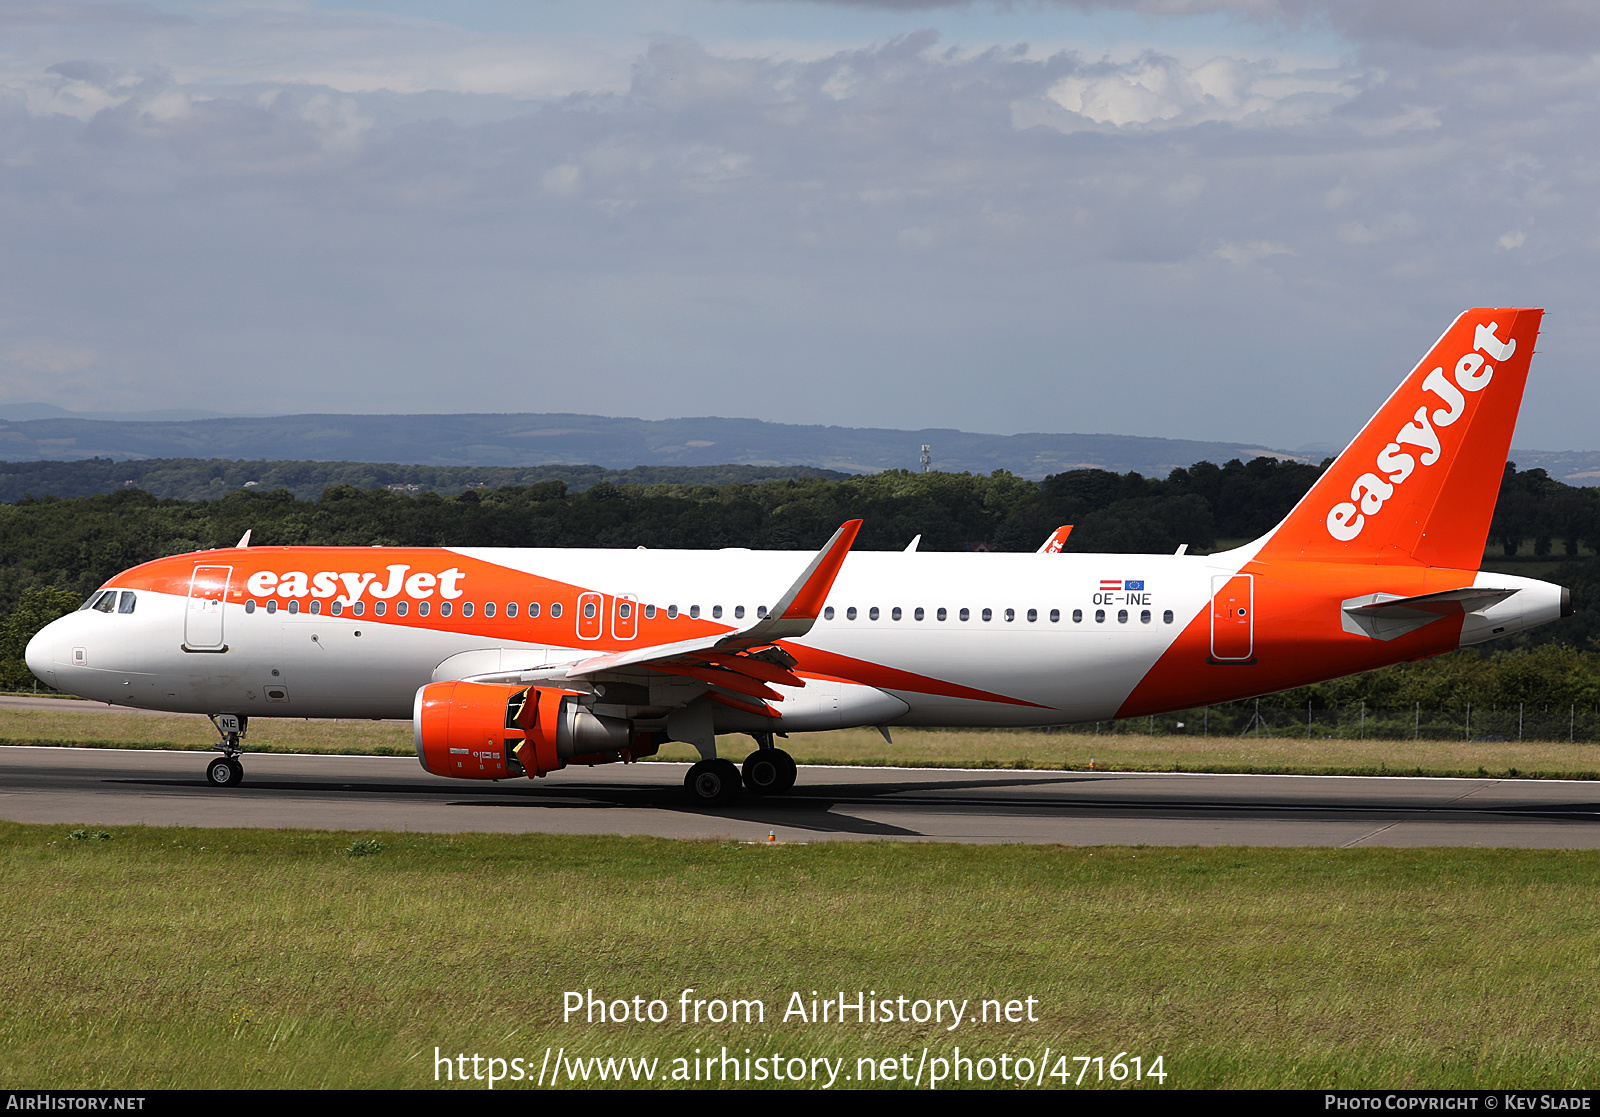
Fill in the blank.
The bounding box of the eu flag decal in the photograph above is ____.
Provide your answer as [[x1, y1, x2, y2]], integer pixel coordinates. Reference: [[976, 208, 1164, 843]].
[[1125, 580, 1145, 591]]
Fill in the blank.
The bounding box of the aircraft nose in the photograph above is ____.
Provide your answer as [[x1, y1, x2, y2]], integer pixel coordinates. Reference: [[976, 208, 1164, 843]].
[[25, 625, 57, 689]]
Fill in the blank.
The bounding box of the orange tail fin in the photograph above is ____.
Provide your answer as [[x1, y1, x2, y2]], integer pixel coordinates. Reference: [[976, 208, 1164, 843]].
[[1254, 308, 1543, 569]]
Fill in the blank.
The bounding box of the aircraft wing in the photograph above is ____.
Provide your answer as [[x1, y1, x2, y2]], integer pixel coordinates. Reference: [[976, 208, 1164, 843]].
[[458, 520, 863, 718]]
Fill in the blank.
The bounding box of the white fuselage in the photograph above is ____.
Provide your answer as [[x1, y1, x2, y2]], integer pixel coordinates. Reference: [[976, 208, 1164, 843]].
[[24, 544, 1563, 732]]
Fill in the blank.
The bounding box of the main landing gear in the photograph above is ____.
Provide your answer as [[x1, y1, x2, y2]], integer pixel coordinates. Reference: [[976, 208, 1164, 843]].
[[682, 732, 797, 807], [740, 747, 797, 795], [684, 758, 741, 806], [205, 713, 248, 788]]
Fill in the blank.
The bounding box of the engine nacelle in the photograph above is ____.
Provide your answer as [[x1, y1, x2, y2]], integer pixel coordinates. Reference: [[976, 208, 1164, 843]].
[[414, 681, 649, 780]]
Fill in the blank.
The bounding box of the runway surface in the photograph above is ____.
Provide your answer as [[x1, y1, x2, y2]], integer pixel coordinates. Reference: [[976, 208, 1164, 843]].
[[4, 745, 1600, 846]]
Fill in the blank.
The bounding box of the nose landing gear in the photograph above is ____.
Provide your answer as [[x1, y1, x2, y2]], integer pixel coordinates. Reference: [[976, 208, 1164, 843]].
[[205, 713, 248, 788], [206, 756, 244, 787]]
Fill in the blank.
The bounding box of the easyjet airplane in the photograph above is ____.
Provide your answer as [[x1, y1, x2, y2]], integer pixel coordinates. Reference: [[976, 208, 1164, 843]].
[[25, 308, 1569, 804]]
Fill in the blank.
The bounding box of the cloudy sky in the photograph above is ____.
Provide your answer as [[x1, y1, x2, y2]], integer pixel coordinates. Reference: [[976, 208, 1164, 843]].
[[1, 1, 1596, 452]]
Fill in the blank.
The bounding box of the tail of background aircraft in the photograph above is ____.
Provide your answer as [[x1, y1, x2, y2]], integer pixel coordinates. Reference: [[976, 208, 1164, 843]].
[[1252, 307, 1543, 569]]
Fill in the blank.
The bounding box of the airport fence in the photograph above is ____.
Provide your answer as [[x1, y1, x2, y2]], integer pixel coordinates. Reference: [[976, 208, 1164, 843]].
[[1068, 701, 1600, 743]]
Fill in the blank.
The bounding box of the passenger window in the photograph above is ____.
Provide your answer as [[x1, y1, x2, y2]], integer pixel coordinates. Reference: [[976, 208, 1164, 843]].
[[959, 608, 970, 621], [869, 607, 880, 621], [1050, 609, 1060, 622], [331, 602, 344, 616], [1095, 609, 1105, 623], [642, 604, 654, 619], [1117, 609, 1128, 624], [288, 600, 299, 615], [667, 605, 678, 619], [982, 608, 992, 622], [118, 591, 137, 614], [1163, 610, 1174, 624], [550, 603, 562, 619], [1073, 609, 1083, 623], [582, 601, 594, 619], [1004, 608, 1015, 622], [485, 602, 496, 618], [936, 607, 947, 621], [847, 607, 858, 620], [374, 601, 386, 616], [529, 602, 540, 617], [418, 601, 430, 617], [824, 606, 834, 620], [245, 600, 256, 614], [734, 606, 744, 620], [891, 607, 901, 620], [689, 605, 700, 619], [1141, 609, 1151, 624], [505, 603, 516, 618], [713, 605, 723, 619], [439, 602, 453, 617], [756, 605, 766, 618], [266, 600, 278, 614], [352, 602, 365, 617], [310, 601, 322, 615], [914, 607, 924, 621], [1027, 608, 1037, 622], [395, 601, 406, 617], [462, 602, 474, 618]]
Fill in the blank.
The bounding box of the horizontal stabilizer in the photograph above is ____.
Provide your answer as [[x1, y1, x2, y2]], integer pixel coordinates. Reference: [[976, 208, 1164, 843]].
[[1341, 587, 1518, 641]]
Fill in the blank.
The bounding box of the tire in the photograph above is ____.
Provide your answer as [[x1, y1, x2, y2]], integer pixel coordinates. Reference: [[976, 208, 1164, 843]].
[[769, 749, 797, 794], [741, 750, 783, 794], [685, 758, 740, 806], [206, 757, 242, 788]]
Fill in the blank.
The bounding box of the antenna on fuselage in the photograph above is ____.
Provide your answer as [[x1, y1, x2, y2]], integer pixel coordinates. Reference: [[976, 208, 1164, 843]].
[[236, 530, 252, 549]]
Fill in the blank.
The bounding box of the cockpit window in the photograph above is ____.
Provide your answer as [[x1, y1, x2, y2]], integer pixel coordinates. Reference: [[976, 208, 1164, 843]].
[[90, 591, 116, 613], [118, 591, 137, 614], [80, 590, 109, 611]]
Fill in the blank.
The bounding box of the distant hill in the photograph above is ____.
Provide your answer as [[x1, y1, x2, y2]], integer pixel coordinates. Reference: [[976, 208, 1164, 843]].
[[0, 406, 1591, 484], [0, 410, 1305, 479], [1505, 450, 1600, 487], [0, 460, 850, 504]]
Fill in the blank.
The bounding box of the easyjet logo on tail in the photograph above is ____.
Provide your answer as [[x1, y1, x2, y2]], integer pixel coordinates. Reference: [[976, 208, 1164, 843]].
[[1326, 322, 1516, 542]]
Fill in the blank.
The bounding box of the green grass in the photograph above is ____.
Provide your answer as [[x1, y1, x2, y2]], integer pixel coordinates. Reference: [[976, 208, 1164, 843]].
[[6, 707, 1600, 780], [2, 822, 1598, 1089]]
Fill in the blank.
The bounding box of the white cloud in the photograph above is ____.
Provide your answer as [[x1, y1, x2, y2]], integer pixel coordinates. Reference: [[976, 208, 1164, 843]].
[[0, 3, 1596, 451], [1037, 52, 1356, 128]]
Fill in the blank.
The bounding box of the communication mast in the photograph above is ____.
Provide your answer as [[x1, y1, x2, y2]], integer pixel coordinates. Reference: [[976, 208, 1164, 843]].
[[920, 444, 931, 473]]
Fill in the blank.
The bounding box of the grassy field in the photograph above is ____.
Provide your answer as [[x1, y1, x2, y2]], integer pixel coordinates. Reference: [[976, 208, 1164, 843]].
[[1, 821, 1596, 1090], [6, 704, 1600, 779]]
